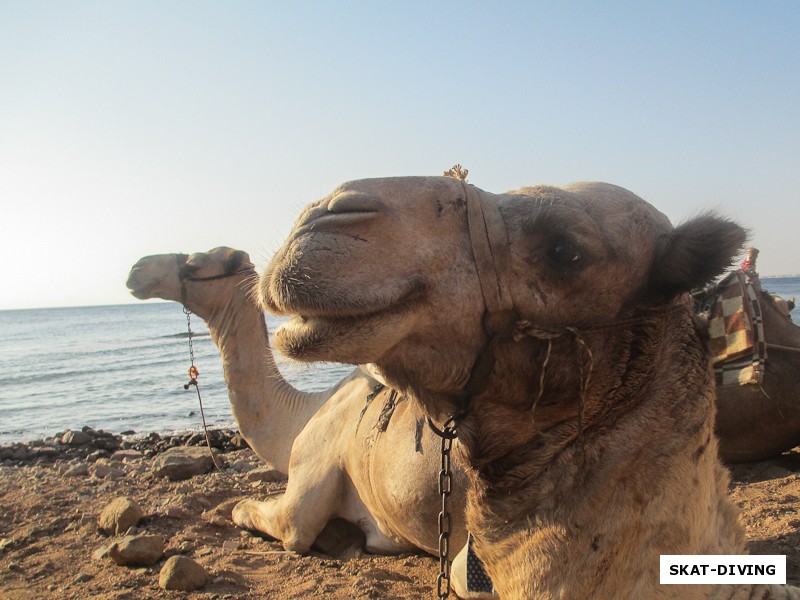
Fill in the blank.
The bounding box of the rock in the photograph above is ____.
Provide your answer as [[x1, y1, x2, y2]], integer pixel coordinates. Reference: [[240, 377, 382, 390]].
[[221, 540, 240, 551], [186, 432, 206, 446], [164, 506, 187, 519], [245, 467, 286, 483], [152, 447, 217, 481], [73, 572, 94, 583], [10, 446, 30, 461], [230, 435, 249, 448], [86, 450, 104, 463], [32, 446, 60, 460], [64, 464, 89, 477], [174, 483, 193, 495], [62, 430, 92, 446], [90, 462, 125, 479], [98, 497, 144, 536], [92, 544, 110, 561], [207, 515, 228, 527], [230, 459, 256, 473], [93, 435, 122, 451], [107, 534, 164, 566], [158, 555, 208, 591], [110, 449, 143, 462]]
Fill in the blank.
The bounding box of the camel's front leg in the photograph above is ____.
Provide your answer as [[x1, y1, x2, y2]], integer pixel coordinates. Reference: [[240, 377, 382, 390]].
[[232, 470, 342, 554]]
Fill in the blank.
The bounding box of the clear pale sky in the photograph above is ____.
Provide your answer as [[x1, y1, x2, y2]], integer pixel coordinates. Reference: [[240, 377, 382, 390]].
[[1, 1, 798, 310]]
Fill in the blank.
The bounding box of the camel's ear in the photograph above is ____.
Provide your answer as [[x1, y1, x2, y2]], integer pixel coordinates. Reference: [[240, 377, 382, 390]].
[[648, 214, 747, 299]]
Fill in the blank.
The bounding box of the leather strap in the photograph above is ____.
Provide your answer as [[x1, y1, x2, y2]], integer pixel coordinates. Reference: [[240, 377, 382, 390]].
[[464, 183, 515, 335]]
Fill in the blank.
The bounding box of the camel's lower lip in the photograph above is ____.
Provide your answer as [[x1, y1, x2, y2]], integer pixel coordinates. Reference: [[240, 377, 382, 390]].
[[274, 293, 418, 361], [126, 272, 153, 299], [267, 278, 425, 360], [275, 313, 373, 360]]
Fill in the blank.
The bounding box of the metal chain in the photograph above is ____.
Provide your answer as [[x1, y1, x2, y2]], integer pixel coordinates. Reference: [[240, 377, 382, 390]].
[[181, 306, 241, 487], [435, 417, 458, 599], [183, 306, 196, 375]]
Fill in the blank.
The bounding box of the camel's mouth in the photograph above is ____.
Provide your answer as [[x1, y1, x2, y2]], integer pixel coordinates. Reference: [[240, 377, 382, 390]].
[[276, 310, 399, 362], [126, 268, 154, 299], [273, 280, 426, 362]]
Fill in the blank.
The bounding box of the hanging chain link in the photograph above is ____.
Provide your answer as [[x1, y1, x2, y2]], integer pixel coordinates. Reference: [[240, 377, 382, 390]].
[[183, 307, 198, 389], [435, 417, 458, 599], [180, 305, 241, 487]]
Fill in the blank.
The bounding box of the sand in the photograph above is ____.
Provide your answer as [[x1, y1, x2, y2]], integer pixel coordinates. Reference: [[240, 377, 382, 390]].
[[1, 428, 800, 599]]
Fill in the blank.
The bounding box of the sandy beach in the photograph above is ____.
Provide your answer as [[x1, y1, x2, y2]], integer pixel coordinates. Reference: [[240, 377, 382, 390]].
[[2, 427, 800, 599]]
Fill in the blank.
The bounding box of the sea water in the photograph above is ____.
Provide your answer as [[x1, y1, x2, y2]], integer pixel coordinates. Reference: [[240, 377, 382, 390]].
[[1, 278, 799, 444], [0, 302, 353, 443]]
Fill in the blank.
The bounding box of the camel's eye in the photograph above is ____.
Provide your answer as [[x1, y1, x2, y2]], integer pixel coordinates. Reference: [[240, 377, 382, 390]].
[[547, 239, 583, 266]]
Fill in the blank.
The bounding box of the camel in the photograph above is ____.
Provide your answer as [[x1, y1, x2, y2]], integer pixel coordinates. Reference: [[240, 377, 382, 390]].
[[711, 276, 800, 462], [261, 176, 800, 599], [126, 247, 480, 597]]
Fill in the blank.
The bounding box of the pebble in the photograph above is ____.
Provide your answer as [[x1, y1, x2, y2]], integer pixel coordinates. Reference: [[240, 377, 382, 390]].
[[107, 534, 165, 566], [230, 458, 256, 473], [90, 462, 125, 480], [62, 430, 92, 446], [164, 506, 187, 519], [73, 571, 94, 583], [175, 483, 194, 494], [0, 427, 246, 466], [152, 447, 217, 481], [92, 544, 110, 561], [207, 515, 228, 527], [110, 449, 143, 462], [158, 555, 209, 591], [86, 450, 104, 463], [64, 464, 89, 477], [10, 446, 30, 461], [98, 497, 143, 536]]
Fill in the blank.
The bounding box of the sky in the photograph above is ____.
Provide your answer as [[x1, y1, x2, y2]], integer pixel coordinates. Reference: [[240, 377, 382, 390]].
[[1, 1, 798, 310]]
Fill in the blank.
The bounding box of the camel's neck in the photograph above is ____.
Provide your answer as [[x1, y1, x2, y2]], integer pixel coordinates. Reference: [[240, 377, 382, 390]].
[[459, 311, 672, 476], [457, 309, 746, 598], [199, 280, 329, 473]]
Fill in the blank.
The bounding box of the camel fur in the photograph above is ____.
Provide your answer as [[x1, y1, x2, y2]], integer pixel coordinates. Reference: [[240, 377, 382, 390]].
[[261, 176, 800, 599], [126, 247, 481, 597]]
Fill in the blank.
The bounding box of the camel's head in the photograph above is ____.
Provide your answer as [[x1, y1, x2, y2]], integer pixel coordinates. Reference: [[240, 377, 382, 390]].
[[262, 176, 745, 412], [127, 247, 255, 319]]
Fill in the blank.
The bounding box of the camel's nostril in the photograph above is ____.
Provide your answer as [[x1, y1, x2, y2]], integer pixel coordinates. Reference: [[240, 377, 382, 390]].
[[327, 193, 384, 215]]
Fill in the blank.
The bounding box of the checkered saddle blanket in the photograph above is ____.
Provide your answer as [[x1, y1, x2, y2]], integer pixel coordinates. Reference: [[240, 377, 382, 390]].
[[693, 271, 766, 386]]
